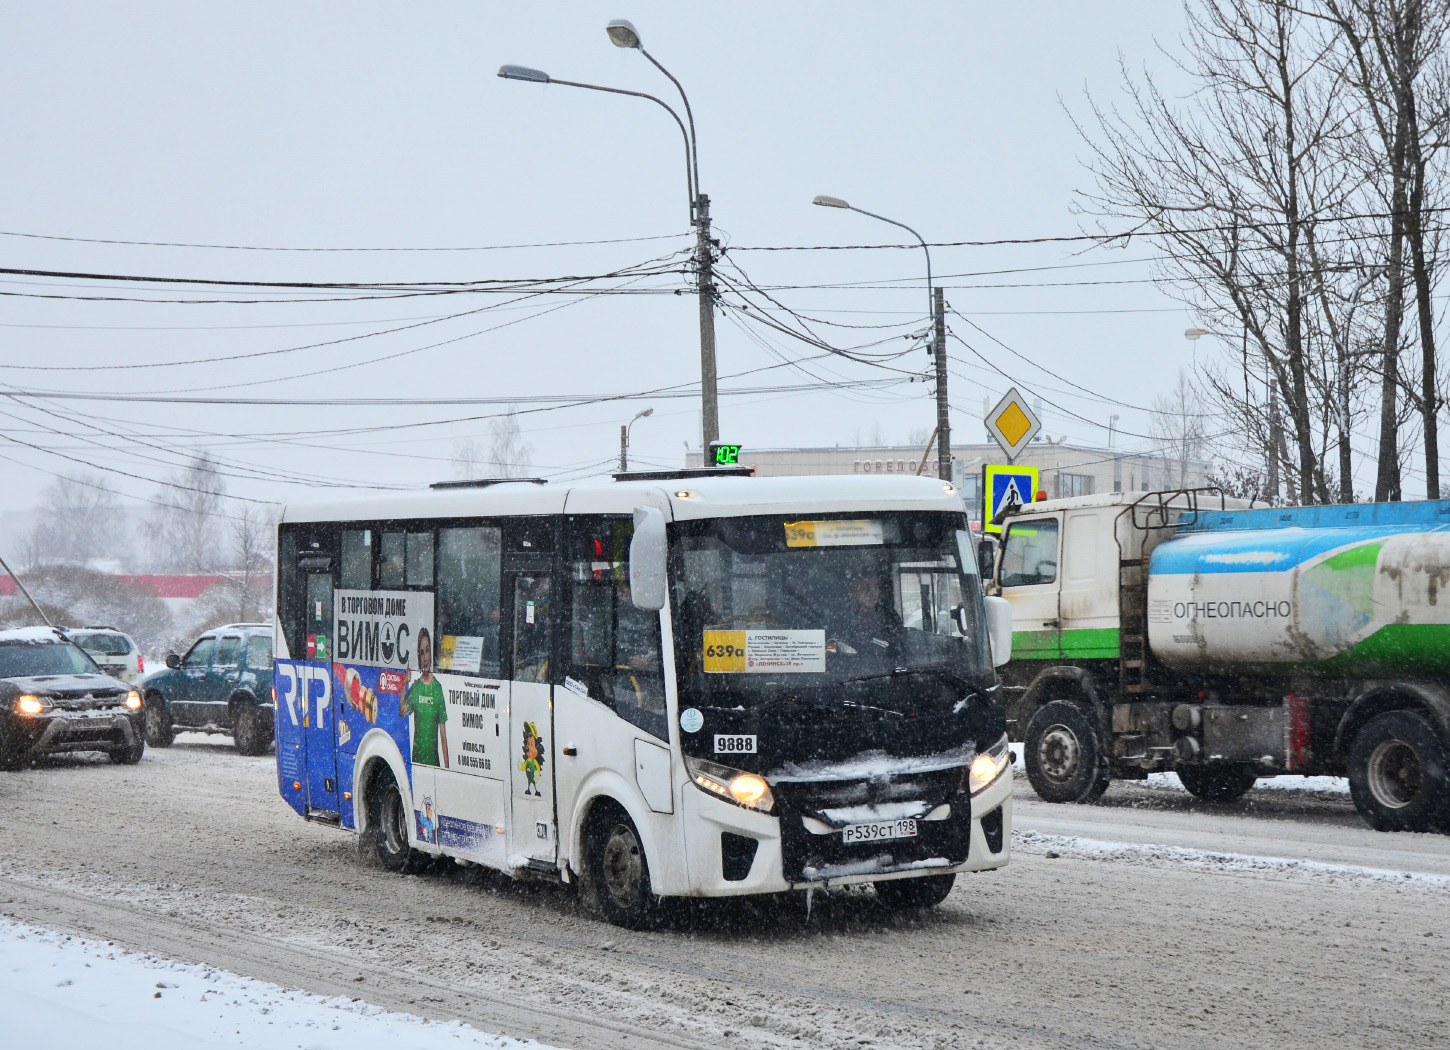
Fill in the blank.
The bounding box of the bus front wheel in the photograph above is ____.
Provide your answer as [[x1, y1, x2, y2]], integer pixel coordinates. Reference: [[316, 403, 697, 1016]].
[[584, 804, 656, 929], [364, 770, 417, 873]]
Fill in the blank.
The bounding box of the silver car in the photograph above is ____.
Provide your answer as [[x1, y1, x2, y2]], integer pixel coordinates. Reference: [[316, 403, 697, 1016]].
[[64, 627, 145, 687]]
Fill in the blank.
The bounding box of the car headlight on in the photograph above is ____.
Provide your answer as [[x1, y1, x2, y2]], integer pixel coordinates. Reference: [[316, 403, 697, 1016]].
[[15, 695, 46, 716], [969, 734, 1011, 795], [684, 755, 775, 813], [125, 690, 142, 710]]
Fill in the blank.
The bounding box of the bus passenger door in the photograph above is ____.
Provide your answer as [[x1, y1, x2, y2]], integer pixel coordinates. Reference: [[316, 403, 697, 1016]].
[[303, 571, 339, 813], [508, 571, 557, 867]]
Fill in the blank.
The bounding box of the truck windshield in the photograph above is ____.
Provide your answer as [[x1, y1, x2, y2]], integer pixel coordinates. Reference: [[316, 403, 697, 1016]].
[[671, 511, 988, 710]]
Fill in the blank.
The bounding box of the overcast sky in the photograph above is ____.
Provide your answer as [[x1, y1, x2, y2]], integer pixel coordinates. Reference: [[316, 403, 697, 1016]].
[[0, 2, 1277, 521]]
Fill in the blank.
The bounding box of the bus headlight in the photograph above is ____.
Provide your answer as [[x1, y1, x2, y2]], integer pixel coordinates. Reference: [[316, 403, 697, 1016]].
[[15, 695, 46, 716], [125, 690, 142, 710], [684, 755, 775, 813], [969, 734, 1010, 795]]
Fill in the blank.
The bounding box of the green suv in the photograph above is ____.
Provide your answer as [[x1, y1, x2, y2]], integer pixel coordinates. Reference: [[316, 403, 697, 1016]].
[[142, 624, 274, 755]]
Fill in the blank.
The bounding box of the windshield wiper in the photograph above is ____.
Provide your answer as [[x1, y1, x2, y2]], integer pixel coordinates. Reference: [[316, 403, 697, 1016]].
[[839, 666, 973, 691]]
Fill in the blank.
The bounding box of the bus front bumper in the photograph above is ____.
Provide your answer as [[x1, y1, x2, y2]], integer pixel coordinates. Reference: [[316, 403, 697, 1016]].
[[679, 761, 1013, 896]]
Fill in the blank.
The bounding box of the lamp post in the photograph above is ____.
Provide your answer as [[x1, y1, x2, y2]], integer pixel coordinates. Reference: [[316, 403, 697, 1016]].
[[813, 195, 951, 483], [499, 19, 719, 447], [620, 407, 654, 472]]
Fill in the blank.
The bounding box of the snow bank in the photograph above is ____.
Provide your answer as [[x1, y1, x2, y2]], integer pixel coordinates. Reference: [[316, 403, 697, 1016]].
[[0, 919, 549, 1050], [1144, 771, 1351, 795], [1013, 830, 1450, 889]]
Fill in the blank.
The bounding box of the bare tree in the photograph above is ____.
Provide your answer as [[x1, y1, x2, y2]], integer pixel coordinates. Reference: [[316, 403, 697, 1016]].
[[144, 455, 226, 573], [1075, 0, 1383, 505], [1150, 370, 1211, 486], [226, 503, 276, 623], [23, 472, 122, 569], [1313, 0, 1450, 499], [450, 407, 535, 480]]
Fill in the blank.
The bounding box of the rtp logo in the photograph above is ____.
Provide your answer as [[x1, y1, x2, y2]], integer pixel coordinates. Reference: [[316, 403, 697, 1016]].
[[983, 464, 1040, 534]]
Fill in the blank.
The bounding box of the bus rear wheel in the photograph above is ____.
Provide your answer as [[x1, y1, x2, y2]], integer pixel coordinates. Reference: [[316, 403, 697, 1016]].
[[1348, 711, 1450, 832], [585, 804, 656, 929], [364, 770, 418, 872], [875, 872, 955, 910]]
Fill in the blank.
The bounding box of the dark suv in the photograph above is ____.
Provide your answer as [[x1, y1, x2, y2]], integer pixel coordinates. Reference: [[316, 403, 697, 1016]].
[[143, 624, 274, 755], [0, 626, 145, 770]]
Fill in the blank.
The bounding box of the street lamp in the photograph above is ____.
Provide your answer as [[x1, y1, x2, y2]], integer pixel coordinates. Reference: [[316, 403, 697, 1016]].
[[813, 195, 949, 482], [499, 21, 720, 447], [620, 407, 654, 472]]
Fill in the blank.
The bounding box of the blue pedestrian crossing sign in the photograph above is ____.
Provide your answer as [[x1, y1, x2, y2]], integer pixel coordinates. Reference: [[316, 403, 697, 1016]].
[[983, 464, 1040, 534]]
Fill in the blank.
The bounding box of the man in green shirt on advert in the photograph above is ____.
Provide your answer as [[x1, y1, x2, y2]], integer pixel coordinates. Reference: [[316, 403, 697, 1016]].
[[400, 627, 449, 768]]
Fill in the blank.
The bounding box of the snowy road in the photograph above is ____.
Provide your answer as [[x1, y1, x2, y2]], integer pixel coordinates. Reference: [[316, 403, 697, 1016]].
[[1, 738, 1447, 1050]]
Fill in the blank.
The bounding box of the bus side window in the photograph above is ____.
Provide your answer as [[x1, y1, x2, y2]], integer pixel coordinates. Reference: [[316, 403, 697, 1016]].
[[565, 517, 667, 740], [512, 575, 552, 684], [379, 532, 406, 589], [436, 527, 503, 677]]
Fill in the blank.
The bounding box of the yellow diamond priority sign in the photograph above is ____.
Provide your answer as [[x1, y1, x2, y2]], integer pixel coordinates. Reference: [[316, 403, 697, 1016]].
[[985, 387, 1041, 460]]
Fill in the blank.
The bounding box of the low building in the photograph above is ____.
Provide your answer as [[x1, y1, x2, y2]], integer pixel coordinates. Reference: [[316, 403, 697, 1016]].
[[686, 442, 1208, 525]]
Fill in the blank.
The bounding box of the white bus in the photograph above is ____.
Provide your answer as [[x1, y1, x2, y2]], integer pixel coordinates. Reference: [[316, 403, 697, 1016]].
[[273, 471, 1016, 926]]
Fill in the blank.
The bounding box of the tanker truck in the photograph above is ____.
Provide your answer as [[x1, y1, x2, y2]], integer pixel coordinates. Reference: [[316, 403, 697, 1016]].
[[986, 488, 1450, 832]]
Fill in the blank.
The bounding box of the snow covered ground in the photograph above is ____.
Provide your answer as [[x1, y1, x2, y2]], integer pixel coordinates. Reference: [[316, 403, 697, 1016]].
[[0, 920, 548, 1050]]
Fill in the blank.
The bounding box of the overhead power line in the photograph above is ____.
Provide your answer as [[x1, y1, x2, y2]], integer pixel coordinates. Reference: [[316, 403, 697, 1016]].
[[0, 229, 692, 252], [0, 377, 907, 408], [727, 207, 1450, 251]]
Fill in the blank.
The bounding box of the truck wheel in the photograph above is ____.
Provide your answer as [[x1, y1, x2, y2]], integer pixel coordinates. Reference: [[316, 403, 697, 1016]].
[[1348, 711, 1450, 832], [1024, 701, 1110, 803], [875, 873, 956, 910], [363, 769, 418, 872], [232, 704, 273, 756], [585, 804, 656, 929], [1176, 764, 1258, 802], [143, 693, 174, 747]]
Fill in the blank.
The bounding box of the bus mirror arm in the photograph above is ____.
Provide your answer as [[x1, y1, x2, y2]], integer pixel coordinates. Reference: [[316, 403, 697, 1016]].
[[630, 506, 669, 612]]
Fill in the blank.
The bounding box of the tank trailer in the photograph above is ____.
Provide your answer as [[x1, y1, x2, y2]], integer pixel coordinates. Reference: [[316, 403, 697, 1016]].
[[988, 489, 1450, 832]]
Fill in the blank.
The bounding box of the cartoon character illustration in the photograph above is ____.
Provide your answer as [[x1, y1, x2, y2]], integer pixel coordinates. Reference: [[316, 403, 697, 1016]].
[[519, 721, 545, 796], [399, 628, 449, 768], [417, 795, 437, 844]]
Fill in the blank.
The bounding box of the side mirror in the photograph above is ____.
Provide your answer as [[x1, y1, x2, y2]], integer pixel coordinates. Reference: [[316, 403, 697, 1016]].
[[629, 506, 668, 612], [165, 653, 181, 669], [977, 535, 999, 580], [983, 596, 1013, 667]]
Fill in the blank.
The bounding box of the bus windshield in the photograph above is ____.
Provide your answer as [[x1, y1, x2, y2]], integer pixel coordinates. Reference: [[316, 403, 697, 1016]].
[[671, 511, 989, 711]]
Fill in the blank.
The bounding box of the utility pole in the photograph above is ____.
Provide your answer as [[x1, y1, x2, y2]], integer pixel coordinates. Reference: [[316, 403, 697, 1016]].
[[501, 19, 720, 452], [812, 195, 945, 478], [618, 407, 653, 474], [696, 194, 719, 446], [933, 287, 950, 482]]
